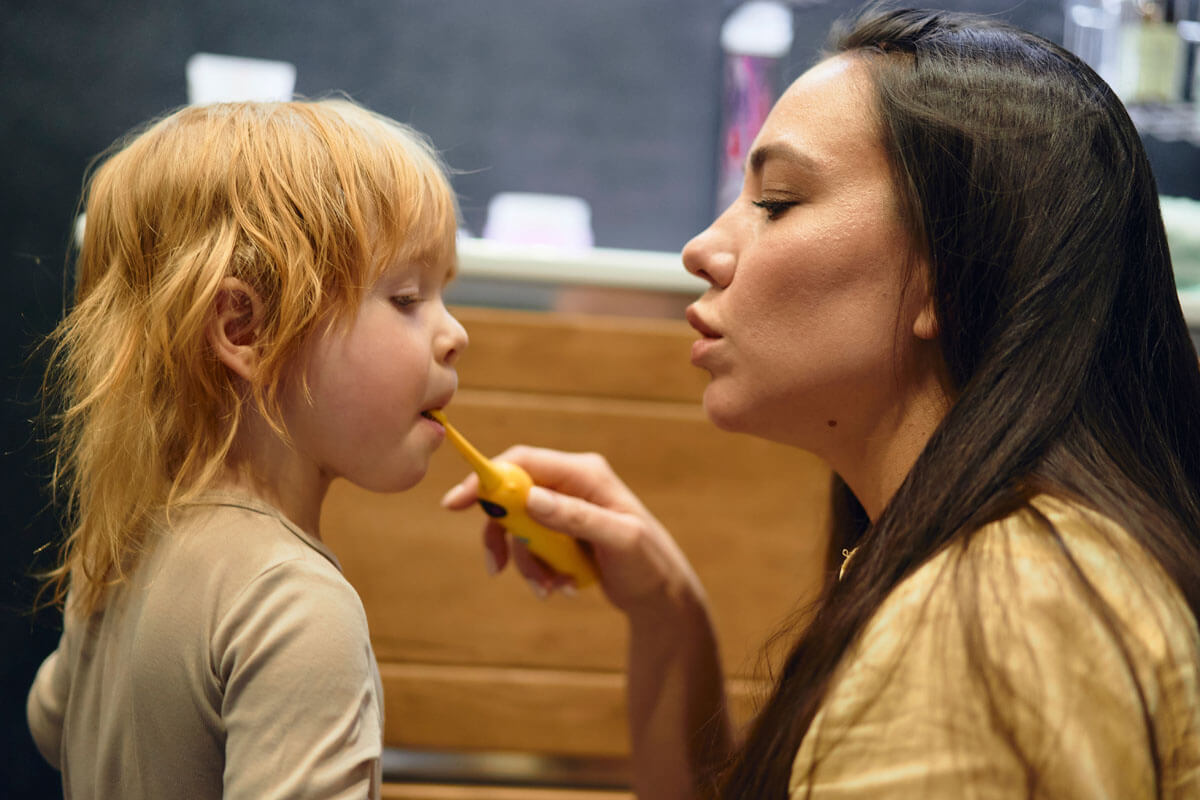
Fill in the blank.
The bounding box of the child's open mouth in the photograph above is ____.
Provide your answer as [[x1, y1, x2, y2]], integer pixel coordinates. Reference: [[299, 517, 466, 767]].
[[421, 409, 447, 427]]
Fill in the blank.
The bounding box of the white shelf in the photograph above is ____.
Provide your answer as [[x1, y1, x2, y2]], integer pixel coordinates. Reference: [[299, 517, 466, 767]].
[[1128, 103, 1200, 146], [457, 238, 1200, 326], [456, 237, 705, 293], [1180, 288, 1200, 325]]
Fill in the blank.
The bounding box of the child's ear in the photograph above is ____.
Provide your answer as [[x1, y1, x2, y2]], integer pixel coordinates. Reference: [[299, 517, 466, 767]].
[[208, 278, 265, 381]]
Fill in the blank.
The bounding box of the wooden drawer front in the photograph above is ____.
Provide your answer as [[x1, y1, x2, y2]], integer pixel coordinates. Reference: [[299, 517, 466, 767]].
[[447, 306, 708, 403], [382, 785, 633, 800], [319, 309, 832, 758], [377, 663, 767, 757]]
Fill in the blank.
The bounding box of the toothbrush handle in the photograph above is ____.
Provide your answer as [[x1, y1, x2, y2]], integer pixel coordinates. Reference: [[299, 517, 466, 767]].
[[477, 460, 599, 588], [497, 510, 600, 588], [429, 409, 597, 586]]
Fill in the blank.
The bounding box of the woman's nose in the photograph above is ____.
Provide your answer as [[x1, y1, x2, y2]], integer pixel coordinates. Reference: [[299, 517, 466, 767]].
[[682, 220, 736, 289]]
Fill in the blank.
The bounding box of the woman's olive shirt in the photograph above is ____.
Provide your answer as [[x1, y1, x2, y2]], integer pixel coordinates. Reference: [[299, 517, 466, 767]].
[[790, 495, 1200, 798]]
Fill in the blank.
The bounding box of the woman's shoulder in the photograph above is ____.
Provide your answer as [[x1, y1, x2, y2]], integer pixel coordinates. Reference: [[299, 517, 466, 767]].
[[793, 496, 1200, 796], [964, 495, 1198, 656], [861, 495, 1194, 624], [882, 493, 1200, 677]]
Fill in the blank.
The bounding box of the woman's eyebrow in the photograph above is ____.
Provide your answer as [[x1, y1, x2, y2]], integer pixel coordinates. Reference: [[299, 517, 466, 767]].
[[748, 142, 822, 177]]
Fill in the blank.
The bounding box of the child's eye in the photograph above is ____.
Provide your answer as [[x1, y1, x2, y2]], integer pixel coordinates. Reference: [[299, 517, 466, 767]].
[[391, 295, 421, 309], [751, 199, 797, 221]]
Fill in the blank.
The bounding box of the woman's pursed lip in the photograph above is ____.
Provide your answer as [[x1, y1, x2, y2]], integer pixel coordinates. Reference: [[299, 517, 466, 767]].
[[685, 305, 721, 339], [691, 336, 720, 365]]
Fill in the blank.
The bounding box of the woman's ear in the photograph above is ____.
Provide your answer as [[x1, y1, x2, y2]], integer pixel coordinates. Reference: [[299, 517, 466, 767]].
[[207, 278, 265, 381], [913, 295, 939, 341]]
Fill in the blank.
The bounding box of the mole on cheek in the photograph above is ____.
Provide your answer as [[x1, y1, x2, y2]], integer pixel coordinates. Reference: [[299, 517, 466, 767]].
[[827, 420, 837, 427]]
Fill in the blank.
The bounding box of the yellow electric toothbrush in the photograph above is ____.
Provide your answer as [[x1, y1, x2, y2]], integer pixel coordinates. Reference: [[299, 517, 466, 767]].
[[428, 409, 598, 588]]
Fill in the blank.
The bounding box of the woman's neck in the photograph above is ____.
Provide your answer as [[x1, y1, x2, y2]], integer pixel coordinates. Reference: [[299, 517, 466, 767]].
[[831, 357, 955, 521]]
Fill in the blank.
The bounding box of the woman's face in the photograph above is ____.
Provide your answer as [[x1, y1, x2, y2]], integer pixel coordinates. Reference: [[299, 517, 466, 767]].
[[684, 55, 945, 462]]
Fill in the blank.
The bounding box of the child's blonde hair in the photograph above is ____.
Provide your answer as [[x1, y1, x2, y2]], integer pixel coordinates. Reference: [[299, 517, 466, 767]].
[[43, 99, 458, 616]]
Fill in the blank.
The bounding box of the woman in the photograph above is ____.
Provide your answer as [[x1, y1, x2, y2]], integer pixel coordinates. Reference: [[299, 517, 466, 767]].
[[444, 7, 1200, 798]]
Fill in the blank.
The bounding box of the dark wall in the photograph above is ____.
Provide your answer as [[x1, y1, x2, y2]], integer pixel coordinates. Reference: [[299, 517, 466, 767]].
[[4, 1, 1194, 796]]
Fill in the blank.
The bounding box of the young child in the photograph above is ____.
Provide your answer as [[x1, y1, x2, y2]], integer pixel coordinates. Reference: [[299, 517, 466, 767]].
[[27, 99, 467, 798]]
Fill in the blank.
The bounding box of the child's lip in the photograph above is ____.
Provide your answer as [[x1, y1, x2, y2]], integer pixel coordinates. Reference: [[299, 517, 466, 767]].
[[421, 406, 450, 422], [420, 410, 446, 437]]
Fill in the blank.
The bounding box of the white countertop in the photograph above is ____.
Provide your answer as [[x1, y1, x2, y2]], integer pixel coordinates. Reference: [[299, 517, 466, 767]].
[[457, 237, 1200, 327], [1181, 289, 1200, 326], [456, 237, 704, 293]]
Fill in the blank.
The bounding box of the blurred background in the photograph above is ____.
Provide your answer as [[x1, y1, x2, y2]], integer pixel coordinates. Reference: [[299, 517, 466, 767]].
[[4, 1, 1200, 795]]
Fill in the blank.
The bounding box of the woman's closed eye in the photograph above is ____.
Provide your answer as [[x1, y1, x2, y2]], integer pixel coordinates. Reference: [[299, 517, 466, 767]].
[[752, 199, 797, 221]]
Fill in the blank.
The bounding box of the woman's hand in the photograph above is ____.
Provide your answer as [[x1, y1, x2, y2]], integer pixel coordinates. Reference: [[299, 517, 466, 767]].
[[440, 445, 706, 617], [442, 445, 735, 797]]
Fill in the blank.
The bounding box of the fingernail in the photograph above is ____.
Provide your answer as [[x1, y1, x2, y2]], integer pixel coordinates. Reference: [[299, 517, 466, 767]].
[[440, 483, 467, 507], [561, 583, 578, 598], [483, 548, 499, 576], [525, 486, 555, 516], [527, 579, 549, 600]]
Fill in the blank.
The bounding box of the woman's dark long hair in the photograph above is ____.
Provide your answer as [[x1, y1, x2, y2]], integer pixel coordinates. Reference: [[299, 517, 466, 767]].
[[719, 7, 1200, 798]]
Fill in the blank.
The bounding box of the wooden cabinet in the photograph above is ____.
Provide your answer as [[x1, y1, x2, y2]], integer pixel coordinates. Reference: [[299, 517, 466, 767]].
[[382, 785, 632, 800], [320, 306, 832, 792]]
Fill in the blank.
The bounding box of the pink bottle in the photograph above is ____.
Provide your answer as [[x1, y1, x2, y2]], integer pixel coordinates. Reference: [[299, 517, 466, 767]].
[[715, 2, 795, 216]]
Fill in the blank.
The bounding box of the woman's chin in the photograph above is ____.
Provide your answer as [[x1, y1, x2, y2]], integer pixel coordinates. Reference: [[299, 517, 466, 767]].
[[702, 391, 808, 448], [701, 392, 752, 434]]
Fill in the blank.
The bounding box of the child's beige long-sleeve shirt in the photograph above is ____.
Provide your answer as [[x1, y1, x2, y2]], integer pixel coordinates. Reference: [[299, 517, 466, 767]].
[[28, 494, 383, 799]]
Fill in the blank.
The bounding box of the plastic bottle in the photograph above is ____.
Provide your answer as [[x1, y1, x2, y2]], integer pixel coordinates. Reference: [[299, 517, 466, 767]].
[[715, 2, 794, 216], [1116, 0, 1185, 103], [1062, 0, 1124, 90]]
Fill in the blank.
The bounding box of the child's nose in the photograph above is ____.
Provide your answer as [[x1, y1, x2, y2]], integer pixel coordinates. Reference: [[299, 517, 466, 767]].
[[439, 310, 469, 366]]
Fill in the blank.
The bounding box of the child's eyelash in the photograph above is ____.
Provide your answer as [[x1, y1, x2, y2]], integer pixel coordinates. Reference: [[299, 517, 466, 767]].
[[752, 199, 797, 220], [391, 295, 420, 308]]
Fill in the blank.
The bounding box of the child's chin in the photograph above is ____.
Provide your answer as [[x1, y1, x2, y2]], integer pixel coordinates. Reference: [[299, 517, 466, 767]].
[[353, 465, 429, 495]]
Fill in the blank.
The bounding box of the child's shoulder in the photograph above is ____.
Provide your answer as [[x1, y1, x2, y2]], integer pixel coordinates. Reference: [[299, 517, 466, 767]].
[[142, 493, 359, 617], [125, 492, 370, 661], [171, 493, 338, 564]]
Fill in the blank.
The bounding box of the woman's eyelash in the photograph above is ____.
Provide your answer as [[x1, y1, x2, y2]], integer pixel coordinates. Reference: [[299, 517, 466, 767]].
[[752, 199, 797, 220]]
